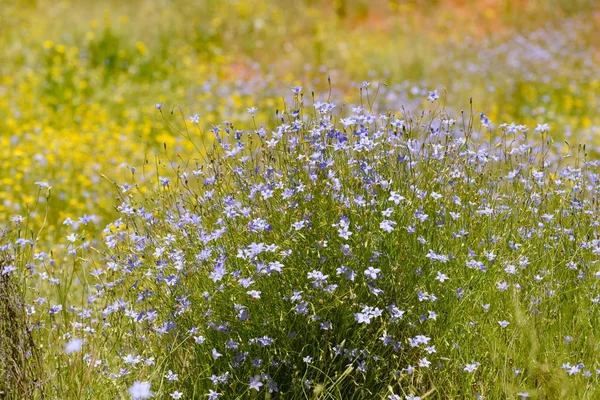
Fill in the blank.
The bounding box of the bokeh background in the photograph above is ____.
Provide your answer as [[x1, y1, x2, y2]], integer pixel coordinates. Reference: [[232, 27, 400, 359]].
[[1, 0, 599, 242]]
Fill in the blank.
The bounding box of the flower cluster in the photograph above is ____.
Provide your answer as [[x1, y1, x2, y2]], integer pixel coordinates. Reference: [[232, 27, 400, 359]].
[[7, 86, 600, 398]]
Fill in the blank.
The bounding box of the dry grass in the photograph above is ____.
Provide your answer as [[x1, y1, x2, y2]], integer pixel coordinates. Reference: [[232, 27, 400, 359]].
[[0, 230, 44, 399]]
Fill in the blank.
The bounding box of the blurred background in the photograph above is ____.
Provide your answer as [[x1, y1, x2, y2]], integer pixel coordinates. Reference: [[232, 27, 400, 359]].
[[1, 0, 599, 242]]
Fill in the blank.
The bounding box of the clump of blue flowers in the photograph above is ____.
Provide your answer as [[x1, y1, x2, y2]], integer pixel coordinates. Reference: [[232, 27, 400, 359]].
[[11, 87, 600, 398]]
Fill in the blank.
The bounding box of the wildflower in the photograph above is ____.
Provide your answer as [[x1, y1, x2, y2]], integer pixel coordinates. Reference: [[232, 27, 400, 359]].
[[206, 390, 222, 399], [364, 267, 381, 280], [295, 301, 309, 315], [307, 270, 328, 288], [380, 220, 397, 233], [212, 348, 222, 360], [426, 250, 449, 263], [128, 381, 153, 399], [154, 103, 163, 110], [408, 335, 431, 347], [480, 113, 491, 129], [334, 217, 352, 240], [535, 123, 550, 133], [11, 215, 24, 224], [419, 357, 431, 368], [354, 305, 383, 324], [49, 304, 63, 315], [34, 181, 51, 188], [65, 338, 83, 354], [170, 392, 183, 399], [189, 114, 200, 123], [389, 191, 405, 204], [427, 90, 439, 102], [249, 375, 263, 391], [435, 271, 449, 282], [1, 265, 17, 275], [498, 320, 510, 328], [124, 354, 142, 365], [337, 266, 356, 281], [194, 335, 206, 344], [247, 290, 261, 299], [165, 370, 178, 381], [564, 336, 573, 344], [247, 107, 258, 116], [464, 362, 480, 373], [566, 364, 581, 375], [292, 220, 307, 231], [320, 322, 332, 330]]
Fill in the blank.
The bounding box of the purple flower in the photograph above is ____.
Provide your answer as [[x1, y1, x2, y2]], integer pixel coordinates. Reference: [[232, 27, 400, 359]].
[[65, 338, 83, 354], [464, 361, 480, 373], [207, 390, 222, 400], [128, 381, 153, 399], [249, 375, 263, 391], [427, 90, 439, 102], [364, 267, 381, 280]]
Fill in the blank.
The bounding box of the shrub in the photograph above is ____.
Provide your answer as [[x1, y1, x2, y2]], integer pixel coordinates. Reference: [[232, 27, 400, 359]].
[[55, 90, 597, 398]]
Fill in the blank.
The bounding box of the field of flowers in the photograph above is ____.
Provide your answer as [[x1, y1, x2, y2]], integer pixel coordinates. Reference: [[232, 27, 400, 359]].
[[2, 0, 600, 398]]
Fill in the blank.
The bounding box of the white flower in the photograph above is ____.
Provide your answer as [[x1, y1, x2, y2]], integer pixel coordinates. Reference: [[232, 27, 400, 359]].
[[380, 220, 397, 233], [65, 338, 83, 354], [364, 267, 381, 280], [388, 191, 405, 205], [247, 290, 261, 299], [535, 123, 550, 133], [1, 265, 17, 275], [194, 335, 205, 344], [435, 271, 449, 282], [464, 361, 480, 372], [418, 357, 431, 368], [128, 381, 154, 399]]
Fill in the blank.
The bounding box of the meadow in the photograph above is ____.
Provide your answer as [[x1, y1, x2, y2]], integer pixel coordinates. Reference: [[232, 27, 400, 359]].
[[2, 0, 600, 398]]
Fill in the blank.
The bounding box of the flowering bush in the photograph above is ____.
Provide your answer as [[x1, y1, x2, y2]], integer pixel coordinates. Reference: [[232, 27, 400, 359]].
[[8, 88, 600, 398]]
